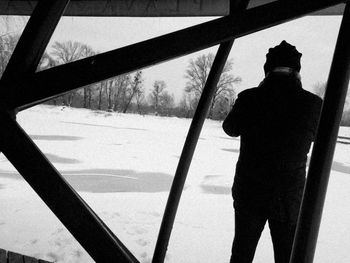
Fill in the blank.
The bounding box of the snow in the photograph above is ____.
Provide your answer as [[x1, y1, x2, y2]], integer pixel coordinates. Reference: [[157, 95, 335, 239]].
[[0, 105, 349, 263]]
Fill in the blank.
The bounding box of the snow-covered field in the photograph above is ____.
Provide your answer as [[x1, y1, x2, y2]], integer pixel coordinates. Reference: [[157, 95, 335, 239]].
[[0, 105, 349, 263]]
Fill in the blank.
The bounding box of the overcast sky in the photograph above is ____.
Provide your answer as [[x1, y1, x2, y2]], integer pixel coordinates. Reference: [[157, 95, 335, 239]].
[[8, 15, 344, 102]]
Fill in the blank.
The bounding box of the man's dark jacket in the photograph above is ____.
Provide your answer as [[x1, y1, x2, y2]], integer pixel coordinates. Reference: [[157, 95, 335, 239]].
[[223, 74, 322, 222]]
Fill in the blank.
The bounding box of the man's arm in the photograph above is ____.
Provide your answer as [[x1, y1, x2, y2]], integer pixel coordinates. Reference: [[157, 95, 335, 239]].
[[222, 93, 245, 137], [310, 95, 323, 141]]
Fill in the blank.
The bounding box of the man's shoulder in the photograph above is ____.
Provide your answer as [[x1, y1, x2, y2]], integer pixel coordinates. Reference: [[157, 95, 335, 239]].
[[299, 89, 323, 106], [237, 87, 260, 98]]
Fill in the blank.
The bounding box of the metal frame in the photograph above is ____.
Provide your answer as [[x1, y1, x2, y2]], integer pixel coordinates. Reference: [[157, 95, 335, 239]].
[[152, 1, 251, 261], [290, 2, 350, 263], [1, 0, 343, 111], [152, 37, 236, 263], [1, 0, 68, 80], [0, 0, 348, 262], [0, 0, 139, 262], [0, 112, 139, 263]]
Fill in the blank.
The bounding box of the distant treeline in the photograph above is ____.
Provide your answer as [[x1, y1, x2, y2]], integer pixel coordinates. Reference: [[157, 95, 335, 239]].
[[0, 34, 241, 120], [2, 34, 350, 125]]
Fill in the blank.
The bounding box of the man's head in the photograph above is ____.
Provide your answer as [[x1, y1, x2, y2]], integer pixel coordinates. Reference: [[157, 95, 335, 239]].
[[264, 40, 302, 75]]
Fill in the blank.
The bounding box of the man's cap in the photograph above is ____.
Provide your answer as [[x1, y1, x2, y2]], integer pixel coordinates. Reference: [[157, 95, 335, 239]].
[[264, 40, 302, 75]]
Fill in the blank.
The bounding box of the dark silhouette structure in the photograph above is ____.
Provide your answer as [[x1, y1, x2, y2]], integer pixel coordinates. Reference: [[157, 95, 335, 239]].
[[1, 1, 350, 263], [223, 41, 322, 263]]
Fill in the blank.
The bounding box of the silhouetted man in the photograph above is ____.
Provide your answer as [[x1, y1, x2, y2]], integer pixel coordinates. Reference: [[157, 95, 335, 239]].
[[223, 41, 322, 263]]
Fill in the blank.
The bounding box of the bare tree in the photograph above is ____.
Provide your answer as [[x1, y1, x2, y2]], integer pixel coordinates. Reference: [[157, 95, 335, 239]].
[[0, 34, 19, 77], [97, 81, 106, 110], [122, 71, 143, 113], [149, 80, 166, 115], [51, 41, 88, 63], [159, 90, 175, 116], [112, 74, 131, 112], [102, 76, 130, 111], [184, 53, 241, 118], [104, 78, 116, 111], [135, 87, 145, 114], [0, 16, 27, 37], [50, 41, 94, 107], [178, 93, 191, 118], [87, 84, 96, 109], [0, 17, 27, 76], [80, 45, 96, 108]]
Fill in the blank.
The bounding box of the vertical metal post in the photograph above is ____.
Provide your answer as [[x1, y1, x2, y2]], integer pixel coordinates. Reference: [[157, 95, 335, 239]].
[[152, 40, 235, 263], [290, 2, 350, 263], [152, 1, 250, 259]]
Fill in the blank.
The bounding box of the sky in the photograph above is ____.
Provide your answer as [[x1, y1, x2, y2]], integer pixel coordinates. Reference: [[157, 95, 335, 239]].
[[4, 14, 344, 103]]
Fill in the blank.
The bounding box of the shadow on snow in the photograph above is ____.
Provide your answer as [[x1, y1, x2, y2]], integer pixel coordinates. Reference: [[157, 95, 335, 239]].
[[200, 184, 231, 195], [221, 148, 240, 153], [0, 168, 172, 193], [29, 134, 83, 141], [45, 153, 81, 164], [201, 161, 350, 195], [1, 162, 350, 194], [61, 121, 147, 131]]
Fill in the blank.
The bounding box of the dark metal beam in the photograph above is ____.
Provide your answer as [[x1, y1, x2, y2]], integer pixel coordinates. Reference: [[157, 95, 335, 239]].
[[0, 0, 69, 86], [152, 0, 251, 260], [290, 2, 350, 263], [0, 0, 346, 16], [0, 112, 139, 263], [153, 41, 236, 263], [0, 1, 138, 261], [2, 0, 343, 111], [0, 0, 230, 17]]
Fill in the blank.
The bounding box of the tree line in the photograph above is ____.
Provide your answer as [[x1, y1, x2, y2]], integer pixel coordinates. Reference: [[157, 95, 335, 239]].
[[1, 34, 241, 120], [5, 34, 349, 125]]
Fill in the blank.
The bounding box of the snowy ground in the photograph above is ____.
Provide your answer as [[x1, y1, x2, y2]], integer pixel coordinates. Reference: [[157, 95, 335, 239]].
[[0, 105, 349, 263]]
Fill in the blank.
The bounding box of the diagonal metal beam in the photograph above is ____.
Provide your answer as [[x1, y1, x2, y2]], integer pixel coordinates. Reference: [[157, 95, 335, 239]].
[[0, 1, 139, 261], [152, 40, 234, 263], [0, 112, 139, 263], [2, 0, 344, 111], [152, 1, 251, 261], [290, 2, 350, 263], [0, 0, 70, 86]]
